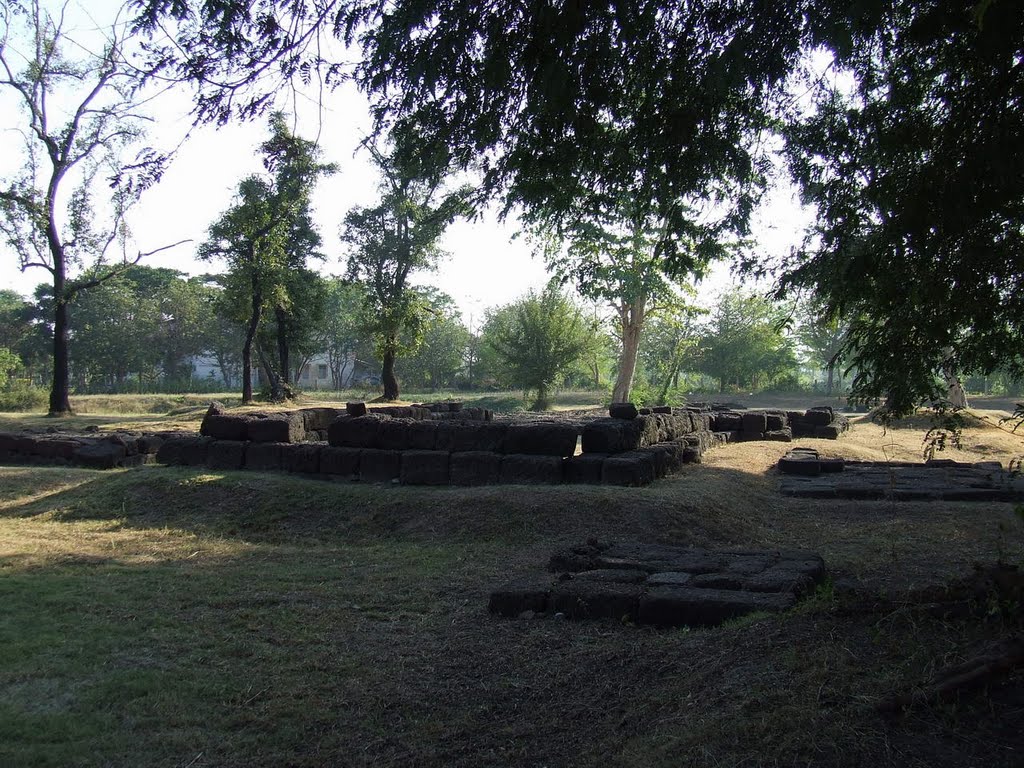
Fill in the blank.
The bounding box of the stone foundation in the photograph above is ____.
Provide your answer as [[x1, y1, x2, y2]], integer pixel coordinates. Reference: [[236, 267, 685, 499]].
[[489, 540, 827, 627]]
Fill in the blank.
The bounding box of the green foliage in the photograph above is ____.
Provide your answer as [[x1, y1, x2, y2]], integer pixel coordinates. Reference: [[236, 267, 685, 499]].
[[396, 290, 470, 391], [0, 381, 47, 411], [342, 136, 472, 399], [638, 309, 702, 405], [782, 0, 1024, 416], [482, 287, 592, 410], [696, 291, 798, 394], [200, 113, 333, 400]]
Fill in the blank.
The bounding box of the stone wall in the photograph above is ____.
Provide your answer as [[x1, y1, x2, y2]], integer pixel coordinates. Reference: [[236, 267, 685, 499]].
[[0, 402, 851, 484]]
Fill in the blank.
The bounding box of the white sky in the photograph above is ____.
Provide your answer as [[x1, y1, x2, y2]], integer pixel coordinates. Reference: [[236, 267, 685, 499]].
[[0, 0, 812, 323]]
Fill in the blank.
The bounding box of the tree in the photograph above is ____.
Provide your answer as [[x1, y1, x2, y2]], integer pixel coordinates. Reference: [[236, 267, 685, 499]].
[[200, 114, 332, 403], [397, 289, 470, 391], [782, 0, 1024, 416], [697, 291, 798, 393], [796, 301, 848, 396], [316, 278, 371, 390], [482, 287, 591, 411], [341, 138, 471, 401], [541, 201, 699, 403], [639, 308, 702, 405], [0, 0, 175, 414]]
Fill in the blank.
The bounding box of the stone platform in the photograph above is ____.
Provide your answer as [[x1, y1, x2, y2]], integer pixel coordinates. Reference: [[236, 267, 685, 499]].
[[489, 541, 826, 627], [778, 449, 1024, 501]]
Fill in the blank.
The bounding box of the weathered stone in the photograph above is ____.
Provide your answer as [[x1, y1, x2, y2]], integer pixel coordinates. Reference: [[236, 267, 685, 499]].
[[581, 418, 641, 454], [488, 576, 555, 617], [320, 446, 361, 478], [400, 450, 450, 485], [247, 412, 306, 443], [359, 449, 401, 483], [746, 569, 816, 596], [156, 436, 210, 466], [609, 402, 639, 419], [346, 401, 367, 417], [136, 435, 163, 455], [300, 407, 340, 431], [564, 453, 607, 484], [200, 414, 251, 441], [34, 438, 79, 459], [690, 572, 748, 590], [638, 586, 796, 627], [682, 446, 702, 464], [764, 428, 793, 442], [282, 443, 321, 474], [435, 422, 481, 453], [503, 422, 579, 457], [765, 412, 787, 431], [804, 407, 834, 427], [741, 412, 768, 434], [500, 454, 564, 484], [647, 572, 694, 587], [377, 418, 411, 450], [450, 451, 502, 486], [327, 414, 390, 448], [601, 451, 656, 486], [550, 580, 642, 621], [819, 457, 845, 473], [712, 411, 743, 431], [572, 568, 649, 584], [778, 453, 821, 476], [72, 440, 126, 469], [652, 405, 672, 414], [245, 441, 283, 471], [725, 555, 772, 575], [206, 440, 247, 470], [636, 445, 668, 478], [474, 422, 509, 453], [407, 420, 438, 450], [814, 425, 843, 439]]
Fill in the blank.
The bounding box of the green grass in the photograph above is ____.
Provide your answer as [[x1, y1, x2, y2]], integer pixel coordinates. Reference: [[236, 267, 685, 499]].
[[1, 444, 1023, 766]]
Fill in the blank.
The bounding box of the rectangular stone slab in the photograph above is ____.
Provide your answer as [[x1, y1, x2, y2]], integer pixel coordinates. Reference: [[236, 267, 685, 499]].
[[320, 446, 361, 478], [399, 450, 450, 485], [638, 586, 796, 627], [550, 580, 643, 621], [450, 451, 502, 486], [359, 449, 401, 482]]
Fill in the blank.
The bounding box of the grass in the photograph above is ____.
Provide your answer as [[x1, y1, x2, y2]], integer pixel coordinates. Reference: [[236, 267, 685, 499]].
[[1, 412, 1024, 766]]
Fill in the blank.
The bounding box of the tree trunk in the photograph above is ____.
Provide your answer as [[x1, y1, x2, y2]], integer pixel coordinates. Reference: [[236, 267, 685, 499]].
[[275, 305, 290, 384], [381, 340, 399, 400], [48, 292, 73, 416], [941, 347, 969, 409], [612, 309, 644, 403], [241, 281, 262, 404], [826, 364, 835, 396], [532, 382, 550, 411]]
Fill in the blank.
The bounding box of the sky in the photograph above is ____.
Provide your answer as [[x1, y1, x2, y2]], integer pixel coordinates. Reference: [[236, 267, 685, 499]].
[[0, 0, 812, 324]]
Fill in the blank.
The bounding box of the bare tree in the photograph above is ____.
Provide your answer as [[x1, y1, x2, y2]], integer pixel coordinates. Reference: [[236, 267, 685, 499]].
[[0, 0, 179, 415]]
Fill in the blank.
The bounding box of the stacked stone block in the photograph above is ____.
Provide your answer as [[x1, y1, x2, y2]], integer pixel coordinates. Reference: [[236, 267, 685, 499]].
[[489, 540, 827, 627], [0, 430, 163, 469]]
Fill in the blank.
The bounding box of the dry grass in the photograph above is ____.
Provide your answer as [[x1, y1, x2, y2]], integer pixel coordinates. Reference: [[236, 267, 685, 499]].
[[1, 414, 1023, 767]]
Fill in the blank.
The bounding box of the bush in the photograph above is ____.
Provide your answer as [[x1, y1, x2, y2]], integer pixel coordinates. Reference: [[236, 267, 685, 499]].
[[0, 383, 48, 412]]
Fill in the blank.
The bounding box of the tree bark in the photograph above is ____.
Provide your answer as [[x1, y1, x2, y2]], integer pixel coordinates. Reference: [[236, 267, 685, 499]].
[[381, 339, 399, 400], [275, 305, 290, 384], [611, 303, 645, 403], [48, 292, 73, 416], [241, 277, 262, 404], [942, 347, 969, 409]]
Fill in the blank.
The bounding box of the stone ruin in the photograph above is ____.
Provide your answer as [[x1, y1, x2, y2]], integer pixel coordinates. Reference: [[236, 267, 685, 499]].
[[489, 540, 827, 627], [0, 402, 851, 487], [778, 447, 1024, 501]]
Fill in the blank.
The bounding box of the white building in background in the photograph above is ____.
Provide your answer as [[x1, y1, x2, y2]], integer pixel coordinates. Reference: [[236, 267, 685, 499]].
[[186, 351, 359, 390]]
